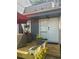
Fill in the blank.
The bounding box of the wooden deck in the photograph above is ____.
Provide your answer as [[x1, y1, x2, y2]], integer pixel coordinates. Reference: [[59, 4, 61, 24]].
[[47, 44, 61, 57], [17, 41, 61, 59], [17, 40, 47, 59], [17, 41, 39, 59]]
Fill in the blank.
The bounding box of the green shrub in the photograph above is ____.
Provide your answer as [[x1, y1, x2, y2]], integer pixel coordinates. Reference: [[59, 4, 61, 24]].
[[36, 34, 43, 40]]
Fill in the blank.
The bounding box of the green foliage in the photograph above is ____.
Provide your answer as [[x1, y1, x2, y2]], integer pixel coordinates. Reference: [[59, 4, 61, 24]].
[[36, 34, 43, 40]]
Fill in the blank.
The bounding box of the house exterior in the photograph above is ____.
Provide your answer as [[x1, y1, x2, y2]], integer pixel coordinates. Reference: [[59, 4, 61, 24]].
[[17, 0, 61, 58], [24, 0, 61, 44]]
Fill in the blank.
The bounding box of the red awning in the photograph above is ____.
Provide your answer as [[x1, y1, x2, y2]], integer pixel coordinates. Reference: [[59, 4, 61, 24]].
[[17, 12, 29, 23]]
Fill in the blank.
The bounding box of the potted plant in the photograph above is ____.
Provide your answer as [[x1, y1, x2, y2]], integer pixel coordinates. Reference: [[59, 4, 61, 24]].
[[36, 34, 43, 40], [36, 34, 47, 45]]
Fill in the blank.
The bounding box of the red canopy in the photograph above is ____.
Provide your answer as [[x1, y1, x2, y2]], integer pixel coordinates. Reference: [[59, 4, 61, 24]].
[[17, 12, 30, 23]]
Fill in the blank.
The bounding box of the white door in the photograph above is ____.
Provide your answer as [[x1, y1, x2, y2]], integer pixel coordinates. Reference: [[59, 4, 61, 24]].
[[47, 17, 59, 43], [39, 17, 59, 43]]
